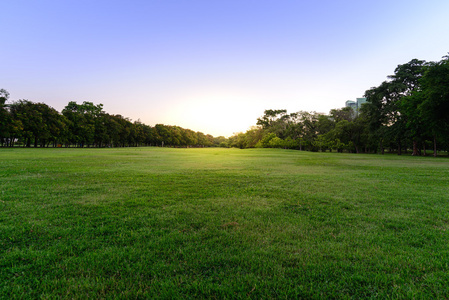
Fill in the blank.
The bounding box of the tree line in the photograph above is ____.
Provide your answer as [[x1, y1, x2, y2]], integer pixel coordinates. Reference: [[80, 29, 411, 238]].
[[229, 55, 449, 156], [1, 55, 448, 153], [0, 96, 223, 148]]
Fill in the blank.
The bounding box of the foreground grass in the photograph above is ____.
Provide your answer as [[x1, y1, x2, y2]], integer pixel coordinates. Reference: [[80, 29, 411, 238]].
[[1, 147, 448, 299]]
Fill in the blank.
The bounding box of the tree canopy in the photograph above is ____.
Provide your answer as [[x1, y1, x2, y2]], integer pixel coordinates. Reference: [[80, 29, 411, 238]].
[[229, 55, 449, 156], [0, 99, 220, 148], [2, 55, 448, 155]]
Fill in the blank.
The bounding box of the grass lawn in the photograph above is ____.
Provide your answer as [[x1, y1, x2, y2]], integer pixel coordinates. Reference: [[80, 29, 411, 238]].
[[1, 147, 449, 299]]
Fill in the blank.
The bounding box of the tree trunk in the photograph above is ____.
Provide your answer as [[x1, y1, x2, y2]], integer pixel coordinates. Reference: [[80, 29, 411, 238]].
[[412, 140, 419, 156], [433, 136, 437, 157], [422, 141, 426, 156]]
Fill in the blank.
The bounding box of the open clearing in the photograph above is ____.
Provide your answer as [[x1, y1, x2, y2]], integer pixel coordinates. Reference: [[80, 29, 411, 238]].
[[1, 148, 448, 298]]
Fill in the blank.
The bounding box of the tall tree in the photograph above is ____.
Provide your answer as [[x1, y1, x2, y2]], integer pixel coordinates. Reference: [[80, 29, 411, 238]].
[[364, 59, 426, 154], [418, 57, 449, 156], [0, 89, 10, 146], [256, 109, 287, 129], [62, 101, 104, 147], [9, 100, 47, 147]]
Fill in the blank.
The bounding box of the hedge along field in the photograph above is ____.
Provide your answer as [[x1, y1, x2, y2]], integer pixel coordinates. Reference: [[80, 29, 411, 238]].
[[1, 147, 449, 299]]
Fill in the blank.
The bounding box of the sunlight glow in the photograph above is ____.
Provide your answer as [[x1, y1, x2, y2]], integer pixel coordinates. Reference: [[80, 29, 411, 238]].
[[168, 94, 261, 137]]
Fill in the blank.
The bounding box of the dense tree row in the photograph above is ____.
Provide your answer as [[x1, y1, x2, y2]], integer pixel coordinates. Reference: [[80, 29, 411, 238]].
[[231, 55, 449, 156], [0, 96, 220, 148], [1, 55, 447, 153]]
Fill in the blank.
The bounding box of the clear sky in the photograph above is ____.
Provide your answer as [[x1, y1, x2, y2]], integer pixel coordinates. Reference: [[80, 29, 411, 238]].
[[1, 0, 449, 137]]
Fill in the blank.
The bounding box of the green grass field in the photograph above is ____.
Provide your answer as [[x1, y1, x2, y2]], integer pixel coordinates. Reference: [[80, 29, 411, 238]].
[[1, 147, 449, 299]]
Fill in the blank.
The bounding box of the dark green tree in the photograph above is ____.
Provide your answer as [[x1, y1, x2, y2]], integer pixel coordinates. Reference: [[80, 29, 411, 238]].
[[0, 89, 11, 146], [418, 57, 449, 156], [62, 101, 104, 147], [256, 109, 287, 129], [364, 59, 426, 154], [9, 100, 46, 147]]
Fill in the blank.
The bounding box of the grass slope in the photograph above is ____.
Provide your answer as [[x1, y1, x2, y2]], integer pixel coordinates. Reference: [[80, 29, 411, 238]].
[[1, 148, 449, 299]]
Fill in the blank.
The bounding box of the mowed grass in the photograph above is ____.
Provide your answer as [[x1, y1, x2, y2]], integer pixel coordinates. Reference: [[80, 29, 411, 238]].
[[1, 147, 449, 299]]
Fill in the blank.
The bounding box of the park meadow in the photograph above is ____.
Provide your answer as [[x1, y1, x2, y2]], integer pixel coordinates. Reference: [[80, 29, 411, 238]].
[[1, 147, 448, 299]]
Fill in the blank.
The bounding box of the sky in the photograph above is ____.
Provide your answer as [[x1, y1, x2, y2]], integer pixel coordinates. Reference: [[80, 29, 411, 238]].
[[1, 0, 449, 137]]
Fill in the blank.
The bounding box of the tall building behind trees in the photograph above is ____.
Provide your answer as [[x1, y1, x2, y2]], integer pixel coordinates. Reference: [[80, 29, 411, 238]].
[[345, 98, 367, 117]]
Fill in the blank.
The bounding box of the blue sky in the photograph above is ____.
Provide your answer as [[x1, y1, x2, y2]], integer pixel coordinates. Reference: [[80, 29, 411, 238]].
[[2, 0, 449, 137]]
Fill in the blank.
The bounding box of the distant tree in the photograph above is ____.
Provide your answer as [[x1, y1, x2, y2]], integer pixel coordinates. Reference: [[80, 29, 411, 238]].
[[196, 131, 213, 147], [283, 112, 304, 144], [400, 91, 426, 155], [417, 57, 449, 156], [182, 129, 198, 147], [133, 120, 147, 147], [391, 59, 427, 155], [62, 101, 104, 147], [39, 103, 67, 147], [154, 124, 171, 147], [243, 127, 264, 148], [214, 135, 228, 147], [298, 111, 320, 151], [169, 126, 182, 146], [256, 132, 277, 148], [329, 107, 354, 123], [256, 109, 287, 129], [111, 115, 133, 147], [9, 100, 45, 147], [0, 89, 9, 103], [364, 59, 427, 155], [0, 89, 11, 146]]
